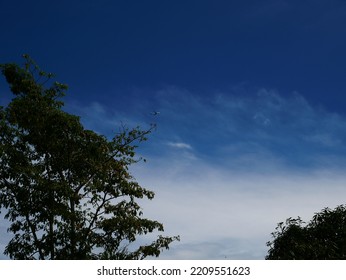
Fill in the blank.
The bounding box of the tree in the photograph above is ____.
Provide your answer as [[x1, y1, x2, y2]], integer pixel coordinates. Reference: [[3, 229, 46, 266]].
[[0, 55, 179, 259], [266, 205, 346, 259]]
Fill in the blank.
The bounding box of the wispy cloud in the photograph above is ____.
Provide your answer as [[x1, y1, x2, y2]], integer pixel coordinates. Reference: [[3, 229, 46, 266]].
[[119, 88, 344, 178], [167, 142, 192, 150]]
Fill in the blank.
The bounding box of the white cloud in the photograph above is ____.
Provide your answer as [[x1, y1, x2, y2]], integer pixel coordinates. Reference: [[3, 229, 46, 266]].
[[167, 142, 192, 150], [133, 159, 346, 259]]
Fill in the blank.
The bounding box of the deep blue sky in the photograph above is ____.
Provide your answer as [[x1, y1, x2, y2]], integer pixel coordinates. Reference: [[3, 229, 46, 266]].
[[2, 0, 346, 259], [2, 0, 346, 111]]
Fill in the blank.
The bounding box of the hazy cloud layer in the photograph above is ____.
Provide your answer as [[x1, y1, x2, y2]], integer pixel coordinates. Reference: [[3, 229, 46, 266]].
[[133, 161, 346, 259]]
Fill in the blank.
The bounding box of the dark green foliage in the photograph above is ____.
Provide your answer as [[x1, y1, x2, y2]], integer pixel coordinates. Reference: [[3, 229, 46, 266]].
[[266, 205, 346, 259], [0, 55, 179, 259]]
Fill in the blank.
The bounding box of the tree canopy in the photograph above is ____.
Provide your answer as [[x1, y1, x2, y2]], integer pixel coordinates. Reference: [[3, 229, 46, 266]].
[[266, 205, 346, 259], [0, 55, 179, 259]]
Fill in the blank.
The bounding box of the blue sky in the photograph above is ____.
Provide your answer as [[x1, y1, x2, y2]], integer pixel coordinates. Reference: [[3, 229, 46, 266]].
[[2, 0, 346, 259]]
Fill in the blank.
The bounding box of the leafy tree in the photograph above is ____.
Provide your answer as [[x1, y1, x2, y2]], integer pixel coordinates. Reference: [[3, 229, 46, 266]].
[[266, 205, 346, 259], [0, 55, 179, 259]]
